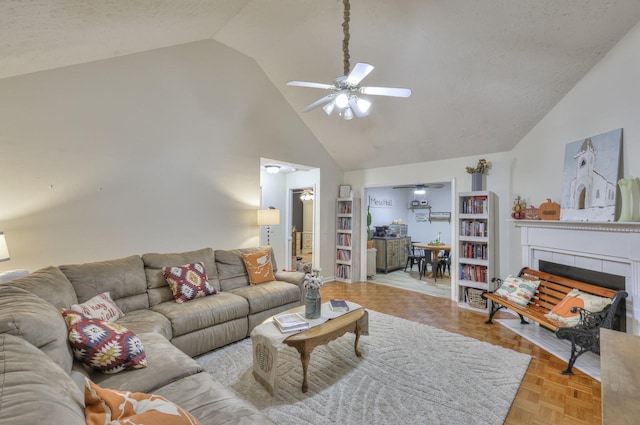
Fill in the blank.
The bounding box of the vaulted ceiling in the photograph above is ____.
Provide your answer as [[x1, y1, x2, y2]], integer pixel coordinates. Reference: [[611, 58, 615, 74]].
[[3, 0, 640, 171]]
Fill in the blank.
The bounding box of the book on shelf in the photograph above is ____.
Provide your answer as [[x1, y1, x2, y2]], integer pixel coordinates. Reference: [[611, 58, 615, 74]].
[[272, 312, 309, 333], [329, 299, 349, 312]]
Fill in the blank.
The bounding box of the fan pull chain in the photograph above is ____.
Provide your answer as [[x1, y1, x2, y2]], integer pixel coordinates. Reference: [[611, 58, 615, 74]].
[[342, 0, 350, 76]]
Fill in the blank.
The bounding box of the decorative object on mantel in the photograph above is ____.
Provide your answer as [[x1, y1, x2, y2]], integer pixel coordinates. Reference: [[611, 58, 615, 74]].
[[538, 199, 560, 220], [523, 206, 540, 220], [304, 269, 323, 319], [465, 158, 491, 191], [560, 128, 622, 222], [617, 177, 640, 222], [511, 196, 527, 219]]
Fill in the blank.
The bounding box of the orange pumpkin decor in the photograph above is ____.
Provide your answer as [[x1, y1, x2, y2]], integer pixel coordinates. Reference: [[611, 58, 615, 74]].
[[538, 198, 560, 220]]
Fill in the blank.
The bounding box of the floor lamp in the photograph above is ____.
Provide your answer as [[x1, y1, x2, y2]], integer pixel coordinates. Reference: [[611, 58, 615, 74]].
[[257, 207, 280, 246]]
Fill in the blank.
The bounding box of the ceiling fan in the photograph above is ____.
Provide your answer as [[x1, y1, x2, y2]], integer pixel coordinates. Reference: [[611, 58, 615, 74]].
[[287, 0, 411, 120]]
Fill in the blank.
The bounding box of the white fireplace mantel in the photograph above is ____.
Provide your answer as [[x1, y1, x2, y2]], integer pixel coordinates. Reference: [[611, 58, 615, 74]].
[[513, 219, 640, 335]]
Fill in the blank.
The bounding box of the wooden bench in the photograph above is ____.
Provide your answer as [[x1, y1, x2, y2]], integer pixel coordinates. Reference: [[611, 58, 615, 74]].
[[482, 267, 628, 374]]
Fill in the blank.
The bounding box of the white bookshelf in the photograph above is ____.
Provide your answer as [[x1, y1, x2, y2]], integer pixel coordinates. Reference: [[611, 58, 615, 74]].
[[456, 191, 497, 311], [336, 196, 361, 283]]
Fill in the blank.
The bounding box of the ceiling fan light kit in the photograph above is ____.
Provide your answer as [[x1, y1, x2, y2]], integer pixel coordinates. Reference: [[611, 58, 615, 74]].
[[287, 0, 411, 120], [264, 164, 281, 174]]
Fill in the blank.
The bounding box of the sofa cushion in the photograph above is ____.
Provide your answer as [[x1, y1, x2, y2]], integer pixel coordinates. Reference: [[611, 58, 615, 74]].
[[0, 285, 74, 374], [241, 249, 276, 285], [60, 255, 149, 312], [3, 265, 78, 309], [115, 309, 173, 341], [163, 261, 218, 303], [215, 247, 277, 292], [62, 310, 147, 374], [230, 281, 301, 315], [142, 248, 220, 307], [0, 334, 86, 425], [153, 372, 275, 425], [85, 379, 201, 425], [71, 291, 125, 321], [88, 332, 203, 393], [151, 291, 249, 337]]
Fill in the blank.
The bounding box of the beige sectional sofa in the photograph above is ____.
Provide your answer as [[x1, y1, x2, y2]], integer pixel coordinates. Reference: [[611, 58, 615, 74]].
[[0, 246, 306, 425]]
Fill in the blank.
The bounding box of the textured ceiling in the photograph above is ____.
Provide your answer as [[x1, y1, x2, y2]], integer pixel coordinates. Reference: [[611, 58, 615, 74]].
[[2, 0, 640, 171]]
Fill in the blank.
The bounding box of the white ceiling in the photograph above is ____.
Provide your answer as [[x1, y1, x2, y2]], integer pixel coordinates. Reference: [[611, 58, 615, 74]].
[[3, 0, 640, 171]]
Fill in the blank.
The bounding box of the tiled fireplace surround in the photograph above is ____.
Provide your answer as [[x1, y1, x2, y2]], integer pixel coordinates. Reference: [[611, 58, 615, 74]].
[[516, 220, 640, 335]]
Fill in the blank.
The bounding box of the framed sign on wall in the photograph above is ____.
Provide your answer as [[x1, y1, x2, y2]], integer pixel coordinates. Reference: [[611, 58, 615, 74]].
[[339, 185, 351, 198]]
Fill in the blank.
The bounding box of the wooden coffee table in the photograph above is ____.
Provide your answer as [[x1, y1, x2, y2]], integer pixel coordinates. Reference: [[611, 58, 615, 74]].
[[284, 307, 365, 393]]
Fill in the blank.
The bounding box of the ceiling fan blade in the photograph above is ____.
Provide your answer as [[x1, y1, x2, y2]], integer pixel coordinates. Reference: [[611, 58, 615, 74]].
[[360, 86, 412, 98], [392, 183, 445, 189], [302, 95, 335, 112], [345, 62, 374, 85], [348, 97, 370, 118], [287, 81, 334, 90]]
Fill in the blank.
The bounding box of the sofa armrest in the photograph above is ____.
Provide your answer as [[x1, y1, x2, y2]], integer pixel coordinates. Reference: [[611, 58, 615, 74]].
[[275, 271, 307, 304]]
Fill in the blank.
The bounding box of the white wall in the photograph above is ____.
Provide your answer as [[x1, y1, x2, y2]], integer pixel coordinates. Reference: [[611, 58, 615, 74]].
[[348, 20, 640, 284], [507, 20, 640, 272], [0, 40, 343, 272], [347, 152, 512, 283], [365, 185, 452, 244]]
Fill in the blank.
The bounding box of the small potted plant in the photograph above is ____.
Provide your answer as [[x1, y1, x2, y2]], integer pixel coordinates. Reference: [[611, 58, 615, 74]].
[[465, 158, 492, 191], [304, 269, 323, 319]]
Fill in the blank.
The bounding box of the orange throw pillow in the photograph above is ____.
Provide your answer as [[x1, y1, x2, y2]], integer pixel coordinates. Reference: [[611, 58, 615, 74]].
[[241, 250, 276, 285], [85, 379, 201, 425]]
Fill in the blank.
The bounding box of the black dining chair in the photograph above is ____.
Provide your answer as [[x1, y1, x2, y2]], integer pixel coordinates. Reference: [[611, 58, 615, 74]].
[[404, 244, 424, 272], [419, 249, 441, 281], [437, 250, 451, 278]]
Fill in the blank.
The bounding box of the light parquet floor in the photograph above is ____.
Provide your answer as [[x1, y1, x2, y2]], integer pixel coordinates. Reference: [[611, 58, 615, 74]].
[[320, 281, 601, 425]]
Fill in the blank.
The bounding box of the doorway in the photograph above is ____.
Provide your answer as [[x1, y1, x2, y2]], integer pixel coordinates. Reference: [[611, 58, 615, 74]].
[[291, 188, 314, 270]]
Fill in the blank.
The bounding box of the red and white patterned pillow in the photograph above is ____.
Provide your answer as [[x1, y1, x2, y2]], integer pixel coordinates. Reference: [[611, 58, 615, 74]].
[[162, 261, 218, 303], [71, 291, 124, 321], [61, 310, 147, 374]]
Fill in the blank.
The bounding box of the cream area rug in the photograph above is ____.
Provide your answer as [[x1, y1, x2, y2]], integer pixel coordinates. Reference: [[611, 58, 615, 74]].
[[195, 311, 531, 425]]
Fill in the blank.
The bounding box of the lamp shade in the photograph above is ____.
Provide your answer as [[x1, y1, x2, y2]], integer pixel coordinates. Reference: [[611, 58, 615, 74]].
[[257, 209, 280, 226], [0, 232, 10, 262]]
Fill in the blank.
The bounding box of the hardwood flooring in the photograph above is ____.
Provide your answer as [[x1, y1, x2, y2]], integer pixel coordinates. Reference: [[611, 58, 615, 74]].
[[320, 281, 601, 425]]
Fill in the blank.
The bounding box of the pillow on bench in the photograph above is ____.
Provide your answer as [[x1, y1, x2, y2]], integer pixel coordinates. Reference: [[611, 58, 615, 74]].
[[494, 275, 540, 307], [544, 288, 612, 326]]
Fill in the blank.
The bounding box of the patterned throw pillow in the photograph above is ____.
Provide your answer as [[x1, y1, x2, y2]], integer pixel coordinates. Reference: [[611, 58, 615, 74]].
[[544, 288, 612, 326], [61, 310, 147, 374], [71, 291, 124, 321], [162, 262, 218, 303], [85, 379, 202, 425], [494, 275, 540, 307], [241, 249, 276, 285]]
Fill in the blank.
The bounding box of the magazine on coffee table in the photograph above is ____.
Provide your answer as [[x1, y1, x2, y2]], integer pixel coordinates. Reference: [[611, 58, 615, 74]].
[[273, 312, 309, 333]]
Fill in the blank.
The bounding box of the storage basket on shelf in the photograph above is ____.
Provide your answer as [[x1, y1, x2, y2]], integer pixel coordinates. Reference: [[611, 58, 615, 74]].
[[466, 288, 487, 309]]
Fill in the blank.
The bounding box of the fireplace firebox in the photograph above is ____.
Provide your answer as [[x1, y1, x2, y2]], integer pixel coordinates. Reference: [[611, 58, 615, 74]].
[[539, 260, 626, 332]]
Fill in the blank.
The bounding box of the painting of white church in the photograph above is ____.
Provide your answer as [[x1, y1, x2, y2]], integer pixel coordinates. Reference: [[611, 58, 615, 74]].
[[560, 128, 622, 222]]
